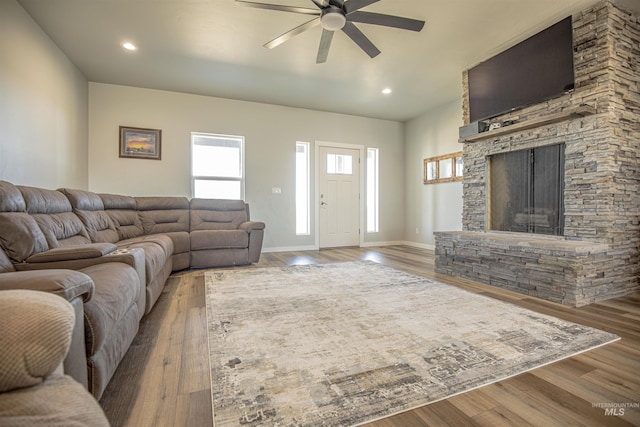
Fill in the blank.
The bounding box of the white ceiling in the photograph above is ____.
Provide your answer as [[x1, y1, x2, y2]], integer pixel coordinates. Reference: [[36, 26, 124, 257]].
[[18, 0, 631, 122]]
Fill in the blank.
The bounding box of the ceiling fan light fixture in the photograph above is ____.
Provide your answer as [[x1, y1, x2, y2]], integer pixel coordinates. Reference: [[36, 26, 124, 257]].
[[122, 41, 137, 51], [320, 9, 346, 31]]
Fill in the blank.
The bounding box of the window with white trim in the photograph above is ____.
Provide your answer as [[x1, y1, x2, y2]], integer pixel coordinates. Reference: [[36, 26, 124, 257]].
[[367, 148, 379, 233], [296, 142, 310, 235], [191, 133, 244, 199]]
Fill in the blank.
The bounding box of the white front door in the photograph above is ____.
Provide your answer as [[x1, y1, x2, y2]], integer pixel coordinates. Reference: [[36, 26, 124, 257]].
[[319, 146, 360, 248]]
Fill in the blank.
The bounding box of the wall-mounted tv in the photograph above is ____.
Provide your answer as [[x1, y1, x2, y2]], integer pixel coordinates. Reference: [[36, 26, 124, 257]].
[[468, 16, 575, 123]]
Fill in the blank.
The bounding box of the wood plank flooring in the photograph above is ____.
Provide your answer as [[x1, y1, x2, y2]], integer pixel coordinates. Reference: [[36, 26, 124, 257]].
[[99, 246, 640, 426]]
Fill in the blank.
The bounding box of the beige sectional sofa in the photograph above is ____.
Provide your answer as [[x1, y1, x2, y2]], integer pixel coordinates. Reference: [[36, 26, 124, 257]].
[[0, 180, 265, 399]]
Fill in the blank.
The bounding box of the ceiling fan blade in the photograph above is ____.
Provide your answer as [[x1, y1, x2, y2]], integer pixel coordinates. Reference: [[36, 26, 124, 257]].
[[343, 0, 380, 14], [347, 11, 425, 32], [264, 18, 321, 49], [236, 0, 320, 15], [316, 29, 334, 63], [341, 21, 380, 58], [309, 0, 326, 8]]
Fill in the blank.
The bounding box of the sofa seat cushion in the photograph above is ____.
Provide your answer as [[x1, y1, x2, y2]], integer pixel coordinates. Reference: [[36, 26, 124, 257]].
[[116, 236, 173, 286], [118, 234, 173, 257], [158, 231, 190, 254], [190, 229, 248, 250], [81, 263, 141, 357]]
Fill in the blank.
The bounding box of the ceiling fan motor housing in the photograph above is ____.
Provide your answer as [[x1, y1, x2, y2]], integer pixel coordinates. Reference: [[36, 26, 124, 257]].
[[321, 7, 347, 31]]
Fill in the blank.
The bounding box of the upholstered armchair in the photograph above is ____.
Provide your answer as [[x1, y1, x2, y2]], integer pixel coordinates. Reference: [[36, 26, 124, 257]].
[[0, 290, 109, 426]]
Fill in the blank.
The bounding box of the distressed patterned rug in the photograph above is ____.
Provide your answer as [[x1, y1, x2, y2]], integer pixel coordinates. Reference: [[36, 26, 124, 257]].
[[205, 261, 619, 427]]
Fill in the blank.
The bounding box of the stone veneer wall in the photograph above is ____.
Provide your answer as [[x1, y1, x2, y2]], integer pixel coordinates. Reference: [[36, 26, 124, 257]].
[[435, 0, 640, 305]]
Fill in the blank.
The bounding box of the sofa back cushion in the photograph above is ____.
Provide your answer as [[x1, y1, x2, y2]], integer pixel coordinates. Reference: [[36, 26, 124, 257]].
[[0, 247, 15, 272], [136, 197, 190, 235], [100, 193, 144, 240], [190, 199, 248, 230], [18, 185, 90, 248], [59, 188, 119, 244], [0, 181, 26, 213], [0, 213, 49, 263], [0, 182, 48, 264]]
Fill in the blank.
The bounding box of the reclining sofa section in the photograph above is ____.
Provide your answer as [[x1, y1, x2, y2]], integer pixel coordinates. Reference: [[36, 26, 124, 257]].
[[0, 180, 265, 399]]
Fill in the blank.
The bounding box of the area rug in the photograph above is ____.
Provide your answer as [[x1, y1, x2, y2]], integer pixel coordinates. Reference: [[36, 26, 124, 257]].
[[205, 261, 619, 426]]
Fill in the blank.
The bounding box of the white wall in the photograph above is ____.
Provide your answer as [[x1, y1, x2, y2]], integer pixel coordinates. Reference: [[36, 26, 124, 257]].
[[0, 0, 88, 189], [404, 98, 464, 248], [89, 83, 405, 250]]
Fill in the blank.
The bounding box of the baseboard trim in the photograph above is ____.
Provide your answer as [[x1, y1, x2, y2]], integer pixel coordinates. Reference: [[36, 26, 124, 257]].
[[262, 245, 318, 253], [263, 241, 435, 253], [361, 240, 435, 250], [401, 241, 436, 251], [360, 241, 406, 248]]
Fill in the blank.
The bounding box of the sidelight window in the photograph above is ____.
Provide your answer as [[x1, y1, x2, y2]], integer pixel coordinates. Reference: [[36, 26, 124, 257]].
[[296, 142, 310, 235], [366, 148, 379, 233]]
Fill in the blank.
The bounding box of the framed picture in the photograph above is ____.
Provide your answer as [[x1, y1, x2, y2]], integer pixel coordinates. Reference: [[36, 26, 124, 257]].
[[119, 126, 162, 160]]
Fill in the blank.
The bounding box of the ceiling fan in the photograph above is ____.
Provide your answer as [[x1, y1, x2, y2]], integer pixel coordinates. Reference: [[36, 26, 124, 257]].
[[236, 0, 425, 63]]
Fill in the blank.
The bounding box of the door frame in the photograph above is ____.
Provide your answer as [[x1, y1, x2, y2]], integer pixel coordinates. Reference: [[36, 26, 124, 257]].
[[314, 141, 365, 249]]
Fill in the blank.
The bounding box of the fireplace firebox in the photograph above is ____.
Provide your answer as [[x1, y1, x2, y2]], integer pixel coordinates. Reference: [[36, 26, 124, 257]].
[[488, 144, 564, 236]]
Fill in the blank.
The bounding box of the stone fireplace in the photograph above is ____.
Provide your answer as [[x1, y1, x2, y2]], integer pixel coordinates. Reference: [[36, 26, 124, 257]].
[[435, 0, 640, 306]]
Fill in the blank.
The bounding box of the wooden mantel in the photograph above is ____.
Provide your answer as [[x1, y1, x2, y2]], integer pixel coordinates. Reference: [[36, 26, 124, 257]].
[[459, 105, 596, 143]]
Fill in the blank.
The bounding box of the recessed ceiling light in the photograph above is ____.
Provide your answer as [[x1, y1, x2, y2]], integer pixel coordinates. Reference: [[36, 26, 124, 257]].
[[122, 42, 137, 51], [382, 88, 392, 95]]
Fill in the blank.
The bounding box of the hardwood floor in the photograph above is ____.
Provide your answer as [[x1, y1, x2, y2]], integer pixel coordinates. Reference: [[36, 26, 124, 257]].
[[99, 246, 640, 426]]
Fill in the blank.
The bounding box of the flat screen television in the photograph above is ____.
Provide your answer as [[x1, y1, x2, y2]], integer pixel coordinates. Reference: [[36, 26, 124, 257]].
[[468, 16, 575, 123]]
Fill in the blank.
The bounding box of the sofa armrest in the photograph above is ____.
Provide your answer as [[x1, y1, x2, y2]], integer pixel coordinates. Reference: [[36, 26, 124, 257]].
[[13, 248, 147, 289], [0, 290, 105, 420], [0, 290, 75, 393], [239, 221, 266, 233], [0, 269, 94, 303], [25, 243, 117, 263]]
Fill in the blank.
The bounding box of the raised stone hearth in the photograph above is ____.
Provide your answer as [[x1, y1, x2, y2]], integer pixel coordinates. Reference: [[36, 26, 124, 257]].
[[435, 0, 640, 306], [435, 231, 613, 306]]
